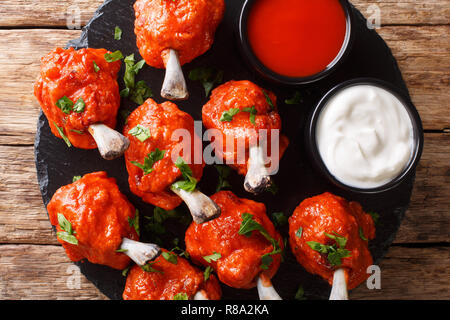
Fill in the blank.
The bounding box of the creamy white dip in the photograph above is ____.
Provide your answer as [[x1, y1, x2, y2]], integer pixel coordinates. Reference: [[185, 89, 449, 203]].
[[316, 84, 414, 189]]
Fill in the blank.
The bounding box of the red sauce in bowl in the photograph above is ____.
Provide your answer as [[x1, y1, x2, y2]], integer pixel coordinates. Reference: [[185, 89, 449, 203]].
[[247, 0, 348, 78]]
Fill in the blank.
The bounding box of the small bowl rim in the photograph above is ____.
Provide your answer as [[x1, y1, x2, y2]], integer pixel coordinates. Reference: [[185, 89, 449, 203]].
[[238, 0, 354, 85], [306, 77, 424, 194]]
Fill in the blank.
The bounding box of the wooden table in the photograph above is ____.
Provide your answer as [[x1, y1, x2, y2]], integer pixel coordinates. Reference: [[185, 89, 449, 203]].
[[0, 0, 448, 300]]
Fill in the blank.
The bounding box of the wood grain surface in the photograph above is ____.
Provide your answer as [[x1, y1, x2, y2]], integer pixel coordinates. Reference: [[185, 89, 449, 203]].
[[0, 0, 448, 300]]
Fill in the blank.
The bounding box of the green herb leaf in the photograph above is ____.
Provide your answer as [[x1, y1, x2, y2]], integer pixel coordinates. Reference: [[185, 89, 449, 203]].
[[263, 90, 275, 110], [73, 98, 85, 113], [271, 212, 287, 227], [56, 96, 73, 114], [188, 67, 224, 97], [53, 122, 71, 147], [72, 175, 82, 183], [115, 248, 128, 253], [173, 292, 188, 300], [238, 213, 282, 270], [70, 129, 84, 134], [171, 157, 197, 192], [57, 213, 73, 234], [215, 165, 232, 192], [57, 231, 78, 245], [219, 107, 240, 122], [131, 148, 166, 175], [93, 61, 100, 73], [114, 26, 122, 40], [266, 181, 279, 195], [204, 266, 213, 281], [359, 227, 368, 241], [295, 285, 307, 300], [128, 124, 151, 142], [104, 50, 124, 62], [130, 80, 153, 105], [285, 91, 302, 105], [162, 251, 178, 265], [242, 106, 257, 125], [203, 252, 221, 263], [368, 211, 380, 225], [120, 108, 131, 124], [128, 209, 140, 236], [141, 261, 163, 274], [122, 266, 130, 277], [307, 232, 352, 267], [296, 227, 303, 238]]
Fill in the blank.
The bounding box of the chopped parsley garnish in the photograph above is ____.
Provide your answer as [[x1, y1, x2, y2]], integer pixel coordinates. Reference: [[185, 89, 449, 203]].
[[104, 50, 124, 62], [188, 66, 224, 97], [72, 175, 82, 182], [368, 211, 380, 225], [307, 231, 351, 267], [93, 61, 100, 73], [204, 266, 213, 281], [53, 122, 71, 147], [215, 165, 232, 192], [162, 251, 178, 265], [114, 26, 122, 40], [127, 209, 140, 236], [271, 212, 287, 227], [128, 124, 151, 142], [73, 98, 85, 113], [56, 213, 78, 245], [359, 227, 368, 241], [115, 248, 128, 253], [296, 227, 303, 238], [122, 266, 130, 277], [121, 54, 152, 105], [171, 157, 197, 192], [220, 106, 258, 124], [173, 293, 188, 300], [262, 90, 275, 110], [56, 96, 73, 114], [219, 107, 240, 122], [203, 252, 221, 263], [285, 91, 302, 105], [295, 285, 307, 300], [131, 148, 166, 175], [70, 129, 84, 135], [141, 261, 163, 274], [238, 213, 282, 270]]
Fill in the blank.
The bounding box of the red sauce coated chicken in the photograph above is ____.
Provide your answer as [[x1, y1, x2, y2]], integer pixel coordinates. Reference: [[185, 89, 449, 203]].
[[123, 98, 203, 211], [202, 80, 289, 193], [123, 249, 221, 300], [47, 172, 138, 270], [288, 192, 376, 290], [185, 191, 283, 290], [34, 48, 121, 149], [134, 0, 225, 69]]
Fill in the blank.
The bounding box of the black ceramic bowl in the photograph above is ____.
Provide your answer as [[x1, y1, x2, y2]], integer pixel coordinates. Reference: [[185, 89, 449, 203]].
[[238, 0, 354, 85], [305, 78, 424, 194]]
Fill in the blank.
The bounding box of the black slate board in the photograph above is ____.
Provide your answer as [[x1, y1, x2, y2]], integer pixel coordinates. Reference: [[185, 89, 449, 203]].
[[35, 0, 416, 300]]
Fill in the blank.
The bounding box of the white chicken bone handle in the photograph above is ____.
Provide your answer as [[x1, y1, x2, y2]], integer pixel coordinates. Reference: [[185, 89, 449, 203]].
[[88, 123, 130, 160], [257, 276, 282, 300], [120, 237, 161, 266], [244, 145, 272, 194], [161, 49, 189, 101], [171, 187, 221, 224], [329, 268, 349, 300]]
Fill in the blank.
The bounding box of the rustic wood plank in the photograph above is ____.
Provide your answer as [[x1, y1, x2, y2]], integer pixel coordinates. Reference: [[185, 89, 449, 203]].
[[0, 26, 448, 146], [0, 0, 448, 27], [0, 133, 448, 245], [0, 244, 447, 299]]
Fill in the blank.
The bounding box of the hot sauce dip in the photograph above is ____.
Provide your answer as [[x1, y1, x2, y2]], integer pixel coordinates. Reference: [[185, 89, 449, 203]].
[[246, 0, 348, 78]]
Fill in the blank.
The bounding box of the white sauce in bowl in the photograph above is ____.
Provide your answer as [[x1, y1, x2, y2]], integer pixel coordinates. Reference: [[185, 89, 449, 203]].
[[316, 84, 414, 189]]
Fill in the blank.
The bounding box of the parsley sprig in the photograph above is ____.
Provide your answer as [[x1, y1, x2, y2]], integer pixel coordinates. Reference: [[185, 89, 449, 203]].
[[219, 106, 258, 125], [128, 124, 151, 142], [56, 213, 78, 245], [171, 157, 198, 192], [238, 213, 282, 270], [307, 231, 352, 267], [188, 67, 224, 97], [131, 148, 166, 175]]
